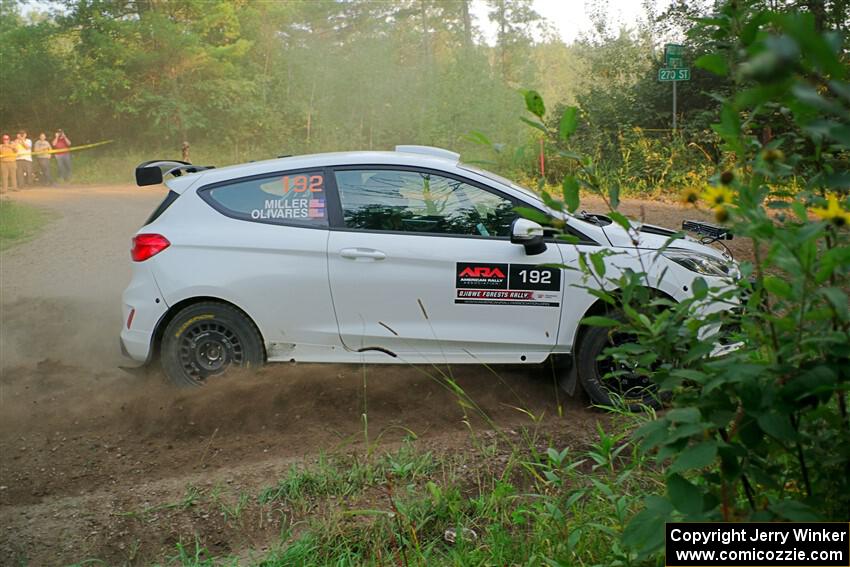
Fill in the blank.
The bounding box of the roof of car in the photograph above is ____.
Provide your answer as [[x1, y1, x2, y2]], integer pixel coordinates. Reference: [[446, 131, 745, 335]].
[[164, 148, 464, 194]]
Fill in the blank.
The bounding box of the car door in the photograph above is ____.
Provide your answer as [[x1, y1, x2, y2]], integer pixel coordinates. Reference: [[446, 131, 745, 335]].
[[326, 166, 565, 363]]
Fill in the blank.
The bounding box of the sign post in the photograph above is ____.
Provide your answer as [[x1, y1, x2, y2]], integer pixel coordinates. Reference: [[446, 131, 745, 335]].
[[673, 80, 677, 131], [660, 44, 689, 131]]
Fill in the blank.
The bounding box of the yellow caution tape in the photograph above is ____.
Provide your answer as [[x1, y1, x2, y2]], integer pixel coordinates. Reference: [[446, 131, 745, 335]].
[[30, 139, 115, 157]]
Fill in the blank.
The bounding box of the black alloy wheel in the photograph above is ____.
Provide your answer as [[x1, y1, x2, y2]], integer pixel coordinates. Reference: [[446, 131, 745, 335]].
[[576, 323, 663, 411], [161, 302, 264, 387]]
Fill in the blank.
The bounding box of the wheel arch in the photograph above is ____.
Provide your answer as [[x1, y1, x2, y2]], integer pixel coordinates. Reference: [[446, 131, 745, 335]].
[[149, 296, 267, 364], [571, 286, 678, 354], [558, 285, 677, 400]]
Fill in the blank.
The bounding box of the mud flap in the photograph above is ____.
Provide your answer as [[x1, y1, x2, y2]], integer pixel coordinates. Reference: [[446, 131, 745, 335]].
[[119, 338, 151, 376], [558, 359, 579, 396]]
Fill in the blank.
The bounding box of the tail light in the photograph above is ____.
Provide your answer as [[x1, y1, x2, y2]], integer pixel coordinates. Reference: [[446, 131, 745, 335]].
[[131, 233, 170, 262], [126, 308, 136, 329]]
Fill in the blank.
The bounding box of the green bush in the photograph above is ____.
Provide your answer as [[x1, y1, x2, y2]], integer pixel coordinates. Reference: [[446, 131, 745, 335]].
[[518, 1, 849, 561]]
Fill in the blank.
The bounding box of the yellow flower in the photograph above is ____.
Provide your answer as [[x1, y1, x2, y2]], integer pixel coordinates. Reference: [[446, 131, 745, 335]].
[[681, 187, 700, 205], [714, 206, 729, 223], [703, 185, 735, 207], [812, 194, 850, 228], [762, 149, 785, 163]]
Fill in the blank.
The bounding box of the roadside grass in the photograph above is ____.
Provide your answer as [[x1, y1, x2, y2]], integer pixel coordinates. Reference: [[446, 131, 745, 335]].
[[257, 443, 436, 514], [257, 416, 659, 567], [0, 199, 53, 251], [74, 411, 660, 567]]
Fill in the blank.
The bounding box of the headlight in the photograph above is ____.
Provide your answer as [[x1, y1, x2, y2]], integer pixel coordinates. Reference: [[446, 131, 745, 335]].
[[663, 250, 731, 277]]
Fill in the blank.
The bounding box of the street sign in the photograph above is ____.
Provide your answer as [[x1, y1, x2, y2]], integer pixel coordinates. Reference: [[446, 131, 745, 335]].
[[661, 44, 688, 131], [658, 68, 690, 81], [665, 43, 684, 64]]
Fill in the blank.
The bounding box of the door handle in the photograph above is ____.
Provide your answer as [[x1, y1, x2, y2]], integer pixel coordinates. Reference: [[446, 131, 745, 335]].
[[339, 247, 387, 260]]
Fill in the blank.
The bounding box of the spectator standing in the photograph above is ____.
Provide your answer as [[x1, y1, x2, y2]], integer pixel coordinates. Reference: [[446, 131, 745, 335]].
[[15, 130, 33, 188], [0, 134, 18, 193], [52, 129, 72, 182], [33, 132, 53, 185]]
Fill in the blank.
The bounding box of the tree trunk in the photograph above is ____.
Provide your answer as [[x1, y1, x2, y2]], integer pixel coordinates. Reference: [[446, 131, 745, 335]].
[[803, 0, 827, 31], [497, 0, 507, 80], [306, 80, 316, 145], [461, 0, 472, 47]]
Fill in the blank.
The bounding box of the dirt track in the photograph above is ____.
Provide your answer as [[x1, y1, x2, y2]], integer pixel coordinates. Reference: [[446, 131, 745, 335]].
[[0, 185, 748, 564]]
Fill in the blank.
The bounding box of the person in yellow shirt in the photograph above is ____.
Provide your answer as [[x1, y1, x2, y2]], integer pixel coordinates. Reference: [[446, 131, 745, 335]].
[[0, 134, 18, 193], [15, 130, 33, 187]]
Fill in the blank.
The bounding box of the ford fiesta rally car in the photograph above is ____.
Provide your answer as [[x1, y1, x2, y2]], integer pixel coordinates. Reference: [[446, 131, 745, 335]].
[[121, 145, 737, 407]]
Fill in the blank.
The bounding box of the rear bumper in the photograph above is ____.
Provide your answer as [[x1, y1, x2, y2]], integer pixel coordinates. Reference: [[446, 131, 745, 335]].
[[121, 261, 169, 364], [120, 328, 154, 363]]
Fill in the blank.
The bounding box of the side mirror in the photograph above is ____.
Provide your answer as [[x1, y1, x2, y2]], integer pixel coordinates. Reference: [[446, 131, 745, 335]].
[[511, 217, 547, 255]]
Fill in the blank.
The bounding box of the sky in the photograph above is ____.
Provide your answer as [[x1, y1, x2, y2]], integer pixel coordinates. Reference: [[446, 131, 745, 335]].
[[470, 0, 658, 44]]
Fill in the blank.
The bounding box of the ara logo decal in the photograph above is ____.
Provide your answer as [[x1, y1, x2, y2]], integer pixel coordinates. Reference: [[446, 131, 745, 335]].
[[456, 262, 509, 289], [454, 261, 562, 306], [458, 266, 506, 279]]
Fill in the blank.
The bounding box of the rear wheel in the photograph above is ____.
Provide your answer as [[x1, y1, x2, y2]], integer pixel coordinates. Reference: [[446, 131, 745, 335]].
[[576, 322, 662, 411], [160, 302, 264, 387]]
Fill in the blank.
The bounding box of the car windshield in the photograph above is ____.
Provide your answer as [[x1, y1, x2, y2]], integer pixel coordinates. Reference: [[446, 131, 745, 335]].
[[458, 163, 543, 204]]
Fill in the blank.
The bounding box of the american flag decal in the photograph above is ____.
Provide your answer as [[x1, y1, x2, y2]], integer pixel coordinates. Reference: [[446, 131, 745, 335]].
[[308, 198, 325, 218]]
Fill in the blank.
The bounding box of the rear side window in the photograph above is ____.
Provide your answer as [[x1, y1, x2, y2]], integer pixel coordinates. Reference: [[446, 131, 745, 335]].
[[200, 170, 328, 226], [144, 190, 179, 226]]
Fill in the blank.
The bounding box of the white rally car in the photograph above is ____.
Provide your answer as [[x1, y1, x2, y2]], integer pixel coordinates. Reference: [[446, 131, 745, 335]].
[[121, 146, 736, 407]]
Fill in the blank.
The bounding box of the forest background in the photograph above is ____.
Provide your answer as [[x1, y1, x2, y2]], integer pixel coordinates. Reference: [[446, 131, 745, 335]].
[[1, 0, 847, 189]]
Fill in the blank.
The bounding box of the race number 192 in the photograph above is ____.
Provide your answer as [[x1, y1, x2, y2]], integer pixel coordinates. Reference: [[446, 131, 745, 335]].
[[282, 174, 323, 193], [516, 269, 551, 285], [509, 264, 560, 291]]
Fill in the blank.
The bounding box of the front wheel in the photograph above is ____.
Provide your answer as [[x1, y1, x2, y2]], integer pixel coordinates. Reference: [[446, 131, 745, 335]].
[[160, 302, 264, 386], [576, 324, 662, 411]]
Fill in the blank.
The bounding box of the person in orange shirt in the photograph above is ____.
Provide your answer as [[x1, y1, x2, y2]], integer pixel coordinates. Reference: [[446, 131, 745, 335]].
[[0, 134, 18, 193]]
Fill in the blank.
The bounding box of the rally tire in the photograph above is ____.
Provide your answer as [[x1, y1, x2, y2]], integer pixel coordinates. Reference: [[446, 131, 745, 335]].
[[160, 302, 264, 387], [576, 323, 663, 411]]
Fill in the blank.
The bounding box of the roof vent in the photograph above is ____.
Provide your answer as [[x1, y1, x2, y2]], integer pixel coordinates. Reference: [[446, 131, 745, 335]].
[[394, 145, 460, 161]]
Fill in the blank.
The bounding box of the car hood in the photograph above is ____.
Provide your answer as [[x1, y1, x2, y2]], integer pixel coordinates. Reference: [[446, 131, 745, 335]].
[[598, 217, 731, 262]]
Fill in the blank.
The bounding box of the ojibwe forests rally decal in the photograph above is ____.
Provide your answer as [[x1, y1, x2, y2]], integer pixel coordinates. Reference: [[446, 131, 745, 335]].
[[455, 262, 561, 307], [251, 173, 326, 220]]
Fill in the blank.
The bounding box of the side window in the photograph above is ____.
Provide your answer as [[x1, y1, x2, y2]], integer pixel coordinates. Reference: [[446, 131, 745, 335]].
[[334, 169, 515, 237], [202, 170, 328, 226]]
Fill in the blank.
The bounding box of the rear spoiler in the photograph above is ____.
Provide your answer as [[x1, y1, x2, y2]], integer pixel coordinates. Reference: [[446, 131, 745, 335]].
[[135, 160, 215, 187]]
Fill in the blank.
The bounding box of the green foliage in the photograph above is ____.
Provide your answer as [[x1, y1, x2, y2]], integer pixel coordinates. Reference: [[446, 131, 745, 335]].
[[558, 106, 579, 141], [519, 1, 850, 562], [255, 420, 657, 566], [0, 0, 541, 164], [522, 89, 546, 118], [257, 443, 435, 510]]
